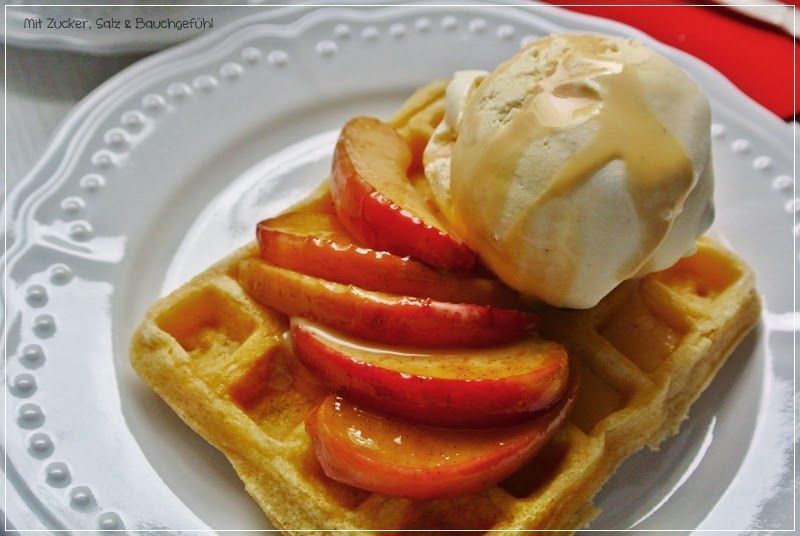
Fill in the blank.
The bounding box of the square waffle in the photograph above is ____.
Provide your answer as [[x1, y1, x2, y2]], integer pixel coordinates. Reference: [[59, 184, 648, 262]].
[[130, 82, 760, 532]]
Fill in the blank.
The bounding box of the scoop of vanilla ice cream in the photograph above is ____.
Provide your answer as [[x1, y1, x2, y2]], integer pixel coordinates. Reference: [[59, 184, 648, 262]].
[[424, 70, 488, 211], [424, 34, 714, 308]]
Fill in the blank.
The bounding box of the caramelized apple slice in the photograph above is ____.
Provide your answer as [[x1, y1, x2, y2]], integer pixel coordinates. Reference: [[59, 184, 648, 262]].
[[292, 319, 568, 427], [306, 378, 577, 500], [331, 116, 477, 272], [257, 208, 521, 307], [239, 259, 537, 348]]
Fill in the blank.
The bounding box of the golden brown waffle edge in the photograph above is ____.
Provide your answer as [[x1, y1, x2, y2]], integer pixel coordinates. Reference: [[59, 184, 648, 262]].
[[130, 82, 760, 533]]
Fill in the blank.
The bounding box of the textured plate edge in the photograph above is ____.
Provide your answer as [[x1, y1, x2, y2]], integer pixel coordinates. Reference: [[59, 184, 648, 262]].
[[1, 4, 314, 262]]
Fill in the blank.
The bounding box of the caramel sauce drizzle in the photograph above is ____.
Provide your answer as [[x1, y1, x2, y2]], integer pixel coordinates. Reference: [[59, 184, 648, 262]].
[[451, 43, 693, 303]]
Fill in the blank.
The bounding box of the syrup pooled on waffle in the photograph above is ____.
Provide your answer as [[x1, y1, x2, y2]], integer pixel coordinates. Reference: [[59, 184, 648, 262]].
[[131, 82, 759, 532]]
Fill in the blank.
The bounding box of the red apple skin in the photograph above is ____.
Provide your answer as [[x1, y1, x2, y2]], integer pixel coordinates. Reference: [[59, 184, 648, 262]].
[[305, 376, 577, 500], [256, 211, 522, 308], [291, 320, 569, 428], [330, 117, 477, 272], [238, 258, 538, 348]]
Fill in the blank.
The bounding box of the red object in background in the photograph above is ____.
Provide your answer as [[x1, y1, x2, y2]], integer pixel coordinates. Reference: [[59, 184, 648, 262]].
[[543, 1, 796, 119]]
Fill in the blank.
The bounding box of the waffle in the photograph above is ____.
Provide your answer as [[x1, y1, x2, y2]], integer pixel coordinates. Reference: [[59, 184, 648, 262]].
[[130, 82, 760, 532]]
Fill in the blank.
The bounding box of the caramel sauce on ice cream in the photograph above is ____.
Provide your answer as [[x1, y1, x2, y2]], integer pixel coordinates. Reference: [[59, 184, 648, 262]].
[[425, 34, 714, 308]]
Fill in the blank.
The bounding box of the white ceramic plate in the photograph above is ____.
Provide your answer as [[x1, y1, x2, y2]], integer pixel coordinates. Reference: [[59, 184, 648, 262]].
[[2, 3, 795, 532]]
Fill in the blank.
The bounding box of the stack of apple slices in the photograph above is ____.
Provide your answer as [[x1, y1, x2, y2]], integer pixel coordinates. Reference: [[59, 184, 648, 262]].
[[238, 117, 576, 500]]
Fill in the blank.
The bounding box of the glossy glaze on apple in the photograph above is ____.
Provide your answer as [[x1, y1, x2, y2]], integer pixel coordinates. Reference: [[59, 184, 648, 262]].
[[306, 376, 576, 500], [240, 115, 575, 501], [257, 205, 521, 308], [239, 258, 538, 348], [331, 117, 478, 272], [292, 319, 568, 428]]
